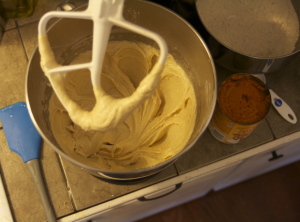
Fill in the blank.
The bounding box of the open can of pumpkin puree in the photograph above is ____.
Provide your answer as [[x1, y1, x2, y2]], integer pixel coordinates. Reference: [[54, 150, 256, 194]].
[[209, 73, 271, 144]]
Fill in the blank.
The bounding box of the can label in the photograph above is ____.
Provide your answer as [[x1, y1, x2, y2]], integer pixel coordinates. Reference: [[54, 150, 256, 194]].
[[209, 104, 259, 144]]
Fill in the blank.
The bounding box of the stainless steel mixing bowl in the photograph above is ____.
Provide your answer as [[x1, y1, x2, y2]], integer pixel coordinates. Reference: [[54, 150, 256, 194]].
[[26, 0, 216, 180], [195, 0, 300, 74]]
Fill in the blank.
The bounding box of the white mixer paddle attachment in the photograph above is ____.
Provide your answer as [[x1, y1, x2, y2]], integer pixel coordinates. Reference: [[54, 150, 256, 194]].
[[38, 0, 168, 131]]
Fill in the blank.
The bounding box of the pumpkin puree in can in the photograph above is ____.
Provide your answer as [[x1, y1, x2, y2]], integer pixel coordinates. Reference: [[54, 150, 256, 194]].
[[209, 74, 271, 144]]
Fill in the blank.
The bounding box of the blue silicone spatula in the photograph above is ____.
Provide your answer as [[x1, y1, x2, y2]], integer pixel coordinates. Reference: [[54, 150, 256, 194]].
[[0, 102, 56, 222]]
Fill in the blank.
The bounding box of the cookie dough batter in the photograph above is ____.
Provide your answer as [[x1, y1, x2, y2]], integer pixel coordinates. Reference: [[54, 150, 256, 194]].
[[49, 41, 197, 170], [39, 35, 164, 132]]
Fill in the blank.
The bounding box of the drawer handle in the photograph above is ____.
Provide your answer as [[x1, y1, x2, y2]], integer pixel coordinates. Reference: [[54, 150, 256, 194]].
[[138, 183, 182, 201], [268, 151, 284, 161]]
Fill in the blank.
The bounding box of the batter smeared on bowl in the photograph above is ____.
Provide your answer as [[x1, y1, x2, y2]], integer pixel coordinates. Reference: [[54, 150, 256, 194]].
[[49, 41, 197, 170]]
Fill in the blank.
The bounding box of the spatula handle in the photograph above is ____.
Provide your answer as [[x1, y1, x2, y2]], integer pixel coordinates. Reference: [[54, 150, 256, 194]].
[[26, 159, 56, 222]]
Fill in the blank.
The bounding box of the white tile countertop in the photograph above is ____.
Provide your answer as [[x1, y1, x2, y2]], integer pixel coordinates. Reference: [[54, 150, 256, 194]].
[[0, 1, 299, 221]]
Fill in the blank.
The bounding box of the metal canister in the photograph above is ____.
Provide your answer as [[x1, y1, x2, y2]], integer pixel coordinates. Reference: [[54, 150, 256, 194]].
[[209, 74, 271, 144]]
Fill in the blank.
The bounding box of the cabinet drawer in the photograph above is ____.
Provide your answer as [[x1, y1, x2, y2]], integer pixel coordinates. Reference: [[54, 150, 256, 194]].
[[214, 139, 300, 191], [180, 161, 242, 198]]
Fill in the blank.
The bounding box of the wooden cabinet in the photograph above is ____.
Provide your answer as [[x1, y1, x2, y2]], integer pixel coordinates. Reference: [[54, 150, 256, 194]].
[[214, 139, 300, 191]]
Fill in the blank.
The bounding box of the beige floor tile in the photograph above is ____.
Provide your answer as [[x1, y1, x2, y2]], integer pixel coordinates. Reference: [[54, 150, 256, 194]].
[[18, 21, 38, 59], [5, 19, 16, 30], [0, 29, 27, 108], [60, 156, 177, 210]]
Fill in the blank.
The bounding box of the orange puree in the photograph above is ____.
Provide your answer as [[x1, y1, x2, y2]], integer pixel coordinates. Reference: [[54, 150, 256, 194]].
[[218, 74, 270, 125]]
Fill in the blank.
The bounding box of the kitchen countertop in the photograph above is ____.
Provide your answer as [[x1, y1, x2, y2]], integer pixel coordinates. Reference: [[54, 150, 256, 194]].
[[0, 1, 299, 221]]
